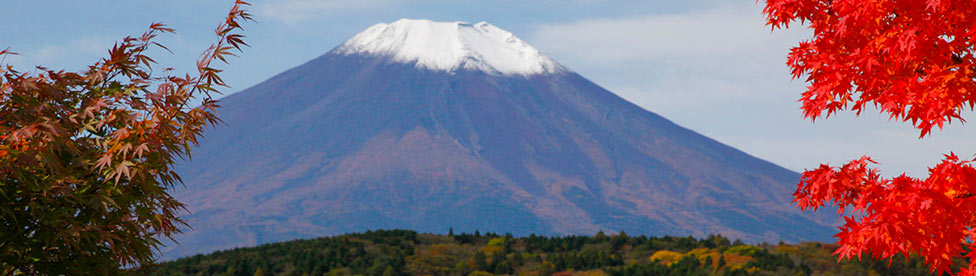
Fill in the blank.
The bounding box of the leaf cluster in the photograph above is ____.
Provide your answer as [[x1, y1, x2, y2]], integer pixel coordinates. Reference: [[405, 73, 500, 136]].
[[764, 1, 976, 275], [0, 1, 251, 274], [794, 154, 976, 275], [764, 0, 976, 136]]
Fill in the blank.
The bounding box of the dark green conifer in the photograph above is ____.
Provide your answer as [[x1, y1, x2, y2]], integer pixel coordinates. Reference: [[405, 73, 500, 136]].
[[495, 260, 513, 275], [474, 251, 488, 271], [512, 251, 524, 266]]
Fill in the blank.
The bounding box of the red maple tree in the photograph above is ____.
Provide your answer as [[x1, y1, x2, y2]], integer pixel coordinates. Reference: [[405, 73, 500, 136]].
[[763, 0, 976, 274], [0, 1, 251, 273]]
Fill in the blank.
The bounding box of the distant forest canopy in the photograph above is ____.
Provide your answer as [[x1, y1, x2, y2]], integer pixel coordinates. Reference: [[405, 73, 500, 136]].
[[148, 229, 934, 276]]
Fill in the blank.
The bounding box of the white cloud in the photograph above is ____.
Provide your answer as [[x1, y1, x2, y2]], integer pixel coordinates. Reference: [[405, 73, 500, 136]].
[[256, 0, 399, 24], [531, 5, 808, 62], [528, 3, 806, 112]]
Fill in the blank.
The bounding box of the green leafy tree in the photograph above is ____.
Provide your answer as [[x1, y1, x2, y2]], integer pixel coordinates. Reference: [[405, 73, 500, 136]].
[[594, 231, 608, 242], [494, 260, 513, 275], [382, 266, 396, 276], [537, 261, 557, 276], [512, 251, 524, 266], [473, 251, 488, 271], [454, 261, 473, 275], [489, 250, 505, 271], [0, 1, 251, 274]]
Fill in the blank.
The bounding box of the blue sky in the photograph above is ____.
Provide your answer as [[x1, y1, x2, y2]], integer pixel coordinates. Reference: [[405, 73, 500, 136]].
[[4, 0, 973, 177]]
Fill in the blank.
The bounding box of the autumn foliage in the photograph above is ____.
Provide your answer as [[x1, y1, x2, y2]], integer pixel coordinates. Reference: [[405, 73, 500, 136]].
[[763, 0, 976, 274], [0, 1, 250, 274]]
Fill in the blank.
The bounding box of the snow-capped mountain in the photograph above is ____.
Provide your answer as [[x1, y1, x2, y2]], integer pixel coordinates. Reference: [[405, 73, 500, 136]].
[[337, 19, 563, 75], [164, 19, 837, 259]]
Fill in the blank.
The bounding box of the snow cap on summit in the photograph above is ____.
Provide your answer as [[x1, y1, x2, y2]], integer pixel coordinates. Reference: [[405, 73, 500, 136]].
[[336, 19, 564, 75]]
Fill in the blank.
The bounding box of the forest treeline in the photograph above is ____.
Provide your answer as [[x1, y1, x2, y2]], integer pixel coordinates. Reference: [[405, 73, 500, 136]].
[[147, 229, 934, 275]]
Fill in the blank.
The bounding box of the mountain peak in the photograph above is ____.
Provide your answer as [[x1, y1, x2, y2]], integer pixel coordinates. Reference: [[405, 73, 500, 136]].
[[335, 19, 564, 75]]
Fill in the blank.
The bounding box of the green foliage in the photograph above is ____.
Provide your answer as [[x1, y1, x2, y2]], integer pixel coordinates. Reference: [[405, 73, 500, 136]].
[[148, 229, 415, 276], [473, 251, 488, 272], [0, 1, 251, 274], [149, 230, 937, 276], [723, 245, 761, 256]]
